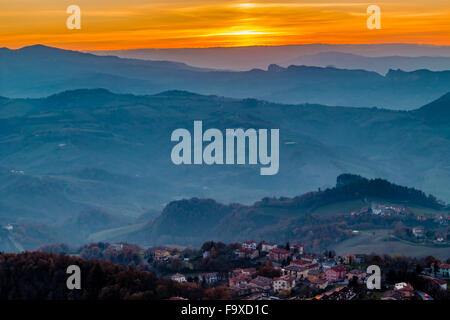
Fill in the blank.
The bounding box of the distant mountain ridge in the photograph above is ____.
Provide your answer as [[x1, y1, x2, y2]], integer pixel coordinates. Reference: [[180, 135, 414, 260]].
[[286, 51, 450, 74], [4, 45, 450, 109], [90, 43, 450, 71]]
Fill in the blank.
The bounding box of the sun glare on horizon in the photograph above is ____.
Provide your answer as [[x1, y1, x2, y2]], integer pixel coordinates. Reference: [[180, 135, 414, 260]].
[[1, 0, 450, 50], [236, 3, 256, 8]]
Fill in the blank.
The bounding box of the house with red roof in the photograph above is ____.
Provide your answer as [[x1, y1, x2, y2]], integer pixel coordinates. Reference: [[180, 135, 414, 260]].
[[309, 278, 329, 290], [242, 241, 257, 250], [307, 269, 325, 281], [347, 269, 366, 283], [229, 274, 251, 287], [393, 282, 415, 299], [282, 265, 309, 280], [249, 276, 273, 292], [269, 248, 290, 262], [231, 268, 257, 278], [421, 275, 447, 290], [290, 259, 310, 267], [171, 273, 187, 283], [326, 264, 347, 283], [290, 244, 304, 254]]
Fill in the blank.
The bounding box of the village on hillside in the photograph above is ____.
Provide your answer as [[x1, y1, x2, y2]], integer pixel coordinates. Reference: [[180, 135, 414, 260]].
[[9, 201, 450, 301], [140, 239, 450, 301]]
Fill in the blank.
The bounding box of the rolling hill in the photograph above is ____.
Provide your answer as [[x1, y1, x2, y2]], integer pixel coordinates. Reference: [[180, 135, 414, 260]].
[[122, 174, 449, 248], [0, 89, 449, 229]]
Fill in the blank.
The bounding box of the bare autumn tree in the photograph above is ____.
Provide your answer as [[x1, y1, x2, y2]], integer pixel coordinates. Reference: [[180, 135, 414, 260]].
[[0, 252, 214, 300]]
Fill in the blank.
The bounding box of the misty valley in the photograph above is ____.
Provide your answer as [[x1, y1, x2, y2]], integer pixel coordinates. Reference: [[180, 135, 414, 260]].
[[0, 83, 449, 256], [170, 121, 279, 175], [0, 43, 450, 303]]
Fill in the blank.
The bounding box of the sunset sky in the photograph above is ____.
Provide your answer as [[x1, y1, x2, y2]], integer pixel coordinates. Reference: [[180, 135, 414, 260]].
[[1, 0, 450, 50]]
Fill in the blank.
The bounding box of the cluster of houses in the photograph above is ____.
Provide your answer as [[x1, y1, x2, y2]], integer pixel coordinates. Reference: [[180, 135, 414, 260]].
[[151, 249, 192, 263], [433, 215, 450, 225], [171, 272, 220, 285], [370, 204, 409, 216], [169, 240, 372, 299], [224, 243, 369, 299], [352, 204, 410, 217], [382, 282, 416, 300], [348, 203, 450, 245], [415, 214, 450, 239], [411, 225, 449, 244], [152, 249, 173, 262], [165, 240, 450, 300], [352, 203, 450, 225]]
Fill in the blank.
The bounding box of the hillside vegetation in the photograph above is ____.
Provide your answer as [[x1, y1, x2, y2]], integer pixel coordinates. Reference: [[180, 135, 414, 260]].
[[124, 174, 449, 249]]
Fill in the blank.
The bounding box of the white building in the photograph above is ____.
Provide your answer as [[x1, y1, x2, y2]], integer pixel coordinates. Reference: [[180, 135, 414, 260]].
[[171, 273, 187, 283], [273, 275, 296, 292], [242, 241, 257, 250], [261, 242, 277, 253]]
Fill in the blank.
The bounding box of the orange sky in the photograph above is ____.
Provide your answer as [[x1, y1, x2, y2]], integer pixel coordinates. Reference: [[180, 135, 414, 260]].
[[1, 0, 450, 50]]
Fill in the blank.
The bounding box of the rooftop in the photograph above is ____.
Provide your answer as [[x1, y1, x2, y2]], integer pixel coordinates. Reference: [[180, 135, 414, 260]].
[[329, 265, 346, 272], [349, 269, 365, 275], [270, 248, 290, 254], [274, 275, 296, 282]]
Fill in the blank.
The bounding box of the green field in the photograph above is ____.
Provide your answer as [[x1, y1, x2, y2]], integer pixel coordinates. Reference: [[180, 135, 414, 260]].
[[311, 199, 369, 216], [88, 223, 147, 243], [331, 229, 450, 259]]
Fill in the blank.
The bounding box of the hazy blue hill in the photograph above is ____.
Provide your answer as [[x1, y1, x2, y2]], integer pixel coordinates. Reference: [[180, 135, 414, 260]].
[[135, 209, 161, 223], [133, 198, 235, 245], [414, 92, 450, 126], [4, 45, 450, 108], [0, 169, 91, 222], [127, 174, 447, 247], [0, 165, 166, 224], [58, 208, 133, 244], [0, 89, 449, 230], [0, 215, 59, 252], [2, 44, 207, 72], [0, 45, 209, 98]]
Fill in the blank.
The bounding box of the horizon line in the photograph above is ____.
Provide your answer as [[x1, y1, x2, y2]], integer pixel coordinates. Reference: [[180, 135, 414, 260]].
[[5, 42, 450, 52]]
